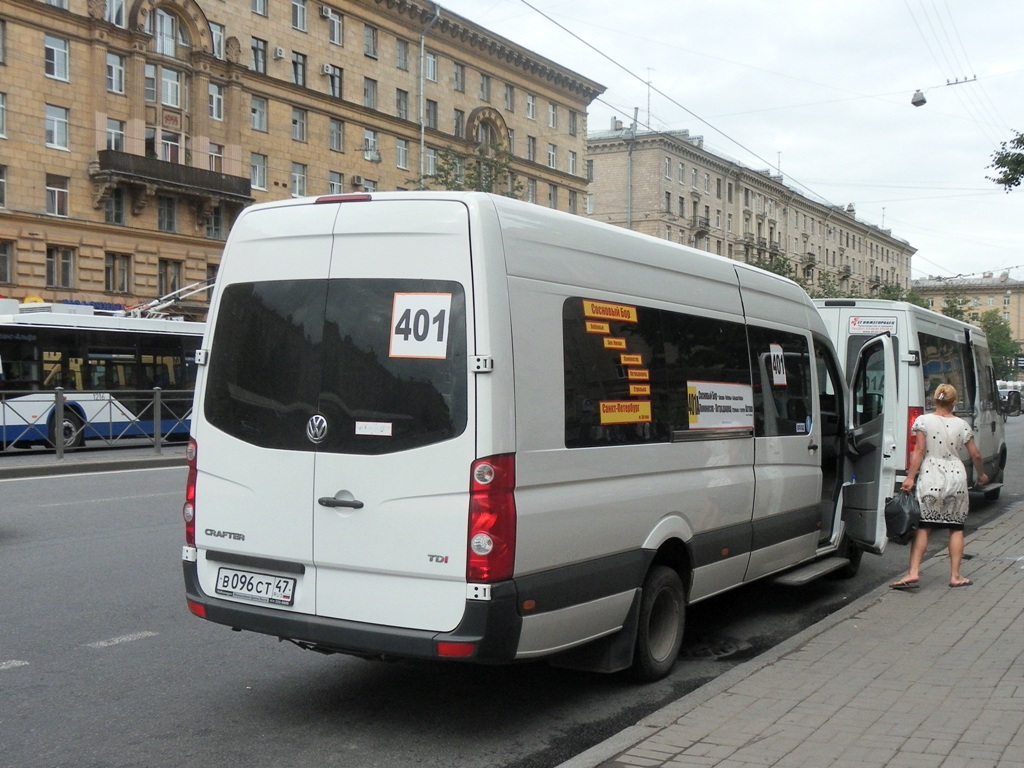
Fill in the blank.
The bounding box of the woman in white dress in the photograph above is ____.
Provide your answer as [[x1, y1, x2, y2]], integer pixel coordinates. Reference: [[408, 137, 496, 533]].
[[891, 383, 988, 590]]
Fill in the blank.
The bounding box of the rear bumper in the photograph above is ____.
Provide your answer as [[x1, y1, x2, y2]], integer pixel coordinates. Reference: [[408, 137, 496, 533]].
[[183, 561, 522, 663]]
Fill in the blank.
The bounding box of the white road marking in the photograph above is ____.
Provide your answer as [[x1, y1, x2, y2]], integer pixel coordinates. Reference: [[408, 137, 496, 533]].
[[1, 660, 30, 671], [87, 631, 158, 649]]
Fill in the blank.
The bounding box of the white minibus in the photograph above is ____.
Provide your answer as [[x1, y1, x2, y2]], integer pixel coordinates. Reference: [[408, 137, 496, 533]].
[[183, 193, 895, 681], [815, 299, 1005, 500]]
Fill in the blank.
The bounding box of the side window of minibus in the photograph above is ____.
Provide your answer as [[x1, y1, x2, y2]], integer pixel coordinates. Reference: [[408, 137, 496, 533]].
[[747, 327, 812, 437], [852, 342, 886, 426]]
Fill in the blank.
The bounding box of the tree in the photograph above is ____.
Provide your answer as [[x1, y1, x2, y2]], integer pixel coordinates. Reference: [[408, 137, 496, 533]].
[[977, 309, 1020, 380], [412, 144, 523, 198], [942, 286, 969, 320], [750, 254, 805, 290], [990, 131, 1024, 192]]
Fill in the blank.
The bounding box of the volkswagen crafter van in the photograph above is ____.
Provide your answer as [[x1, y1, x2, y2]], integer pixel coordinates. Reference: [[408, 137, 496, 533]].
[[183, 192, 895, 681], [814, 299, 1005, 500]]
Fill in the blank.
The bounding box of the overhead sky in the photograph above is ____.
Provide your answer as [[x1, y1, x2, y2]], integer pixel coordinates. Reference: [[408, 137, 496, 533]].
[[435, 0, 1024, 282]]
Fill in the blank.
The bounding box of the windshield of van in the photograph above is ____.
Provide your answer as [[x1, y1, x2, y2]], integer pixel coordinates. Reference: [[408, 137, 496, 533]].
[[204, 279, 467, 454]]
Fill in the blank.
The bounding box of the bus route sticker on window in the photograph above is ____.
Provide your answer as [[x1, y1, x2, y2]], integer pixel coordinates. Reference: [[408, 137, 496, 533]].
[[769, 343, 787, 387], [390, 293, 452, 359]]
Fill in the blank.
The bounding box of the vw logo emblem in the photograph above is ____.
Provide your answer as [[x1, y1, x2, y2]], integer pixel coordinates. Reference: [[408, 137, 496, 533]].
[[306, 414, 328, 444]]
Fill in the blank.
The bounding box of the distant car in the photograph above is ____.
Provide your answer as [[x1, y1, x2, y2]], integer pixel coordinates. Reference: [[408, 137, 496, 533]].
[[999, 389, 1021, 419]]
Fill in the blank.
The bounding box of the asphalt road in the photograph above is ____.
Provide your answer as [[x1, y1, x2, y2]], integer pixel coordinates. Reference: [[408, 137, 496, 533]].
[[2, 418, 1021, 768]]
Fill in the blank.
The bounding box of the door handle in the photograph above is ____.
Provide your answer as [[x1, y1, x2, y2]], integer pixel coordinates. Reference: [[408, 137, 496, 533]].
[[318, 497, 364, 509], [807, 441, 819, 452]]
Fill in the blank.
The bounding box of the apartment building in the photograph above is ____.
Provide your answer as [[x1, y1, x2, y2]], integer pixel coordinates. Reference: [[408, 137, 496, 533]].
[[587, 123, 915, 296], [914, 273, 1024, 342], [0, 0, 603, 315]]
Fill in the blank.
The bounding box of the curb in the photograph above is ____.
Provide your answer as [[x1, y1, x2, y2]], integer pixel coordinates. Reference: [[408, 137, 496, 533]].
[[0, 452, 186, 480]]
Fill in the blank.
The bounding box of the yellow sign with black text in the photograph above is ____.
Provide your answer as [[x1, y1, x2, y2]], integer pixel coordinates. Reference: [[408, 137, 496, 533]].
[[599, 400, 652, 425]]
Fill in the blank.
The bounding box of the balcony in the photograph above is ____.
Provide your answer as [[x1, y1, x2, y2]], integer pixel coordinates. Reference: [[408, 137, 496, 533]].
[[692, 216, 711, 236], [89, 150, 252, 215]]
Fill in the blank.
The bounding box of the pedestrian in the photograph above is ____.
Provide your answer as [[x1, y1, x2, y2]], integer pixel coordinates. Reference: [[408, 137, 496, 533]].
[[890, 383, 988, 590]]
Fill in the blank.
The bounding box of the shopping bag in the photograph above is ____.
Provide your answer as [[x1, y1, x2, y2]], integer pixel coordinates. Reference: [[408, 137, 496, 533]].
[[884, 490, 920, 545]]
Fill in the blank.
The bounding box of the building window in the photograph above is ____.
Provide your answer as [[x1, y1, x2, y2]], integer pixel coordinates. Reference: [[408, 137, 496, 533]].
[[568, 190, 577, 215], [208, 83, 224, 120], [329, 118, 344, 152], [396, 89, 409, 120], [425, 99, 438, 130], [504, 84, 515, 111], [328, 171, 344, 193], [526, 94, 536, 120], [208, 143, 224, 173], [480, 74, 491, 102], [157, 196, 177, 232], [319, 64, 339, 96], [292, 0, 307, 31], [507, 128, 515, 153], [0, 21, 5, 65], [107, 53, 125, 94], [0, 166, 6, 207], [251, 96, 268, 131], [46, 174, 69, 216], [104, 189, 125, 224], [106, 119, 125, 151], [143, 64, 157, 101], [149, 8, 189, 58], [547, 103, 557, 128], [251, 153, 267, 189], [703, 173, 710, 193], [454, 63, 465, 92], [396, 138, 409, 170], [664, 157, 672, 178], [586, 159, 594, 181], [425, 147, 436, 176], [395, 39, 408, 69], [547, 143, 556, 169], [159, 130, 181, 163], [568, 151, 577, 176], [363, 25, 378, 58], [292, 52, 306, 87], [210, 23, 225, 59], [585, 193, 594, 215], [161, 68, 181, 107], [525, 136, 538, 163], [251, 38, 267, 73], [328, 11, 344, 46], [106, 0, 126, 27], [363, 77, 377, 109], [158, 259, 181, 295], [568, 111, 578, 136], [425, 51, 438, 82], [453, 109, 465, 138], [0, 240, 11, 283], [105, 253, 131, 293], [0, 94, 5, 137], [206, 206, 224, 239], [526, 178, 536, 203], [252, 0, 267, 15], [46, 246, 74, 288], [45, 35, 70, 81], [363, 129, 378, 161], [292, 108, 307, 142], [290, 162, 305, 196]]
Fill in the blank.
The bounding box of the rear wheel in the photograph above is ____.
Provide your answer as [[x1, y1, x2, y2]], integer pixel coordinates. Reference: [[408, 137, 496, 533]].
[[632, 565, 685, 682], [49, 411, 84, 450]]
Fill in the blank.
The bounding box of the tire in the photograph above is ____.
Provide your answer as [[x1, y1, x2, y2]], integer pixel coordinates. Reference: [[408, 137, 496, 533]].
[[832, 534, 864, 579], [632, 565, 686, 682], [49, 410, 84, 450]]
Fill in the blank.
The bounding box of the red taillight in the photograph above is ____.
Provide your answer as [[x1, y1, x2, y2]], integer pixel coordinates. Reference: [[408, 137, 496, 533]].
[[183, 438, 197, 546], [186, 599, 206, 619], [436, 642, 475, 658], [467, 454, 516, 583], [906, 406, 923, 469]]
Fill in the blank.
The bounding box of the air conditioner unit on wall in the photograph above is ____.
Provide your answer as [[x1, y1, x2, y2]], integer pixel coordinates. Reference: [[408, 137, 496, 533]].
[[273, 46, 285, 60], [321, 5, 333, 17], [321, 63, 333, 75], [351, 175, 364, 187]]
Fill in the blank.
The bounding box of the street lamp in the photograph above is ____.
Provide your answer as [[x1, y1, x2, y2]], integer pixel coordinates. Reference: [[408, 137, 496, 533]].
[[911, 90, 927, 107]]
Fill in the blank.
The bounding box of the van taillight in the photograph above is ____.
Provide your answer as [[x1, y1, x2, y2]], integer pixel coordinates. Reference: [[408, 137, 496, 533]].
[[906, 407, 923, 469], [183, 438, 197, 547], [467, 454, 516, 583]]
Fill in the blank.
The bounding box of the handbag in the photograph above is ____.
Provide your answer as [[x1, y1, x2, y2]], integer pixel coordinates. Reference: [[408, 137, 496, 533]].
[[884, 490, 921, 545]]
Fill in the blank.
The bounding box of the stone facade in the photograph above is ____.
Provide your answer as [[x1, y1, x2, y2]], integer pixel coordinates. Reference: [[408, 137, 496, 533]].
[[587, 124, 915, 296], [0, 0, 603, 316], [914, 273, 1024, 342]]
